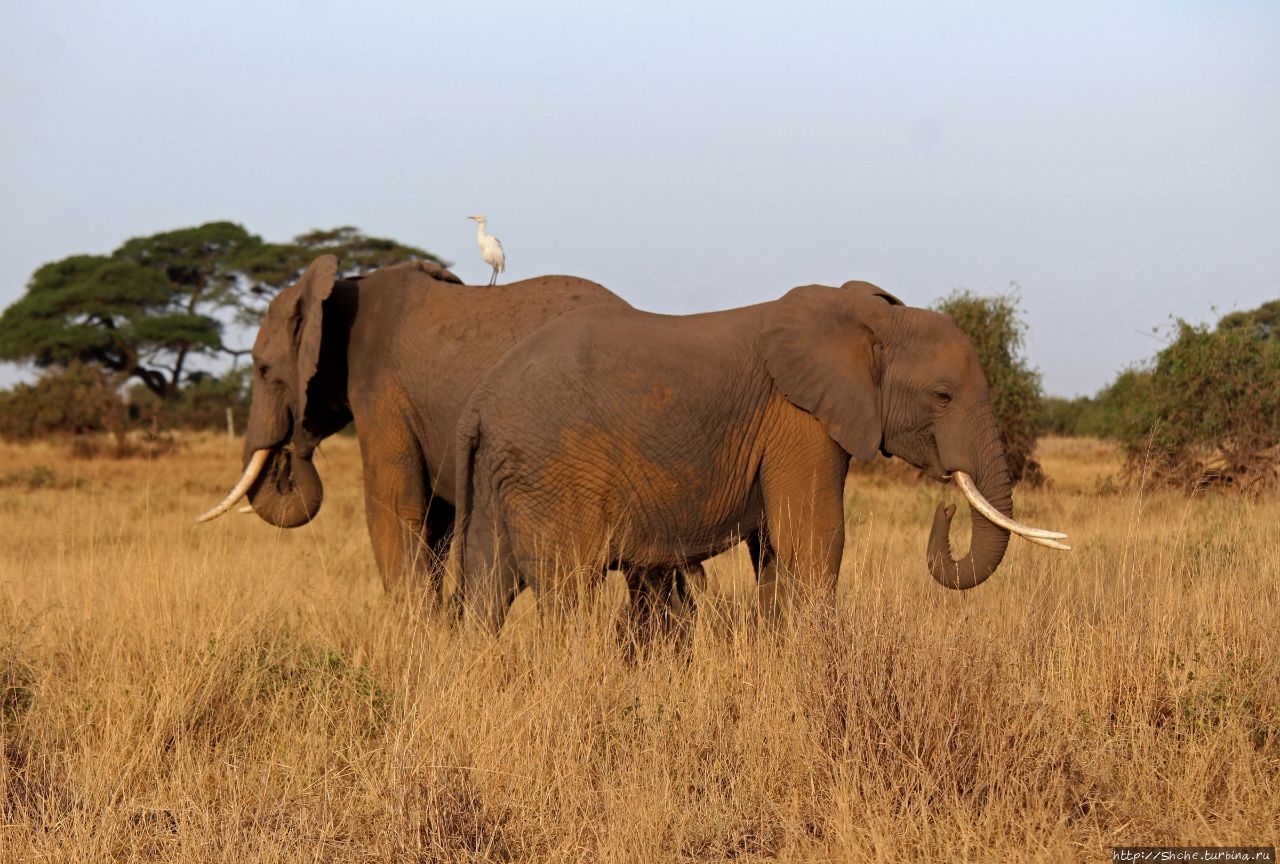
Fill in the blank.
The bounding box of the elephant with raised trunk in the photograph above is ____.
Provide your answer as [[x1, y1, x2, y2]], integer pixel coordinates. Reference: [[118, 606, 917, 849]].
[[197, 255, 629, 594], [456, 281, 1068, 631]]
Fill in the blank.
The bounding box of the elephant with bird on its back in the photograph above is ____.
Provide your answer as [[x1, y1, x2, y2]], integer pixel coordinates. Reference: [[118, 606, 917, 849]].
[[196, 255, 630, 596]]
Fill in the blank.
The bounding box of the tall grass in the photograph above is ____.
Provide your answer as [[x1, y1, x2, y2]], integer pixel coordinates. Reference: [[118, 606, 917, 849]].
[[0, 434, 1276, 861]]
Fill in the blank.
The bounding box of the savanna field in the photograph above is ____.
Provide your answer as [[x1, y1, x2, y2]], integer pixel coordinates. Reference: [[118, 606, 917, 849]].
[[0, 434, 1276, 862]]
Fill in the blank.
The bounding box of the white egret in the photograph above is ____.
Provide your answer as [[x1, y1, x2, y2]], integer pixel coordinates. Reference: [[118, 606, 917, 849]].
[[467, 215, 506, 285]]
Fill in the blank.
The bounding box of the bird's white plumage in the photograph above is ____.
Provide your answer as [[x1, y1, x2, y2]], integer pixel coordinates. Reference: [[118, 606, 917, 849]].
[[468, 215, 505, 285]]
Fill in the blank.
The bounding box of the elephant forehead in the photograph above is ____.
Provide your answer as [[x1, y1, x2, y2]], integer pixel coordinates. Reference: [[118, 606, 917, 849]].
[[251, 320, 296, 365], [893, 315, 981, 371]]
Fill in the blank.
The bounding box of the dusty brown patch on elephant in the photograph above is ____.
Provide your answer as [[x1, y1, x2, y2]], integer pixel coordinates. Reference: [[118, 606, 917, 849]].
[[506, 423, 735, 574], [639, 382, 675, 415]]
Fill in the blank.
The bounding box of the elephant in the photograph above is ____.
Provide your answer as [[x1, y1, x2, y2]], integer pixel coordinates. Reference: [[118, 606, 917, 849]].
[[454, 280, 1069, 631], [196, 254, 630, 595]]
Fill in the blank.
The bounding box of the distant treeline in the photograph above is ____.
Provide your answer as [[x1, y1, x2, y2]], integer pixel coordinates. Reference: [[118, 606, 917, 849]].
[[0, 362, 252, 443]]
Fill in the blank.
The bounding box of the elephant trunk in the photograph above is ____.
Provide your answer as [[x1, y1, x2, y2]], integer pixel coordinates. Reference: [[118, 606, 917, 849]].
[[244, 445, 324, 528], [232, 386, 325, 527], [927, 437, 1012, 590]]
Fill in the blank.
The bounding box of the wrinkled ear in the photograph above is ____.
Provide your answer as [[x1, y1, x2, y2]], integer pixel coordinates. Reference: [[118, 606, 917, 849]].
[[292, 255, 339, 424], [760, 285, 884, 461]]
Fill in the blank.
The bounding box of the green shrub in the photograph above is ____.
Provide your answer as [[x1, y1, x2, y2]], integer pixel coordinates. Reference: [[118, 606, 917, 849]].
[[0, 362, 251, 446], [1084, 368, 1159, 442], [1037, 396, 1087, 437], [1147, 318, 1280, 453], [1096, 303, 1280, 491], [0, 363, 126, 442], [128, 367, 251, 432]]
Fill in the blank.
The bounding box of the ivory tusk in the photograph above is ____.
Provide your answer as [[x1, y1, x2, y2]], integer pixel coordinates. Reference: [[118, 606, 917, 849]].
[[1022, 535, 1072, 551], [195, 450, 271, 523], [237, 505, 255, 514], [953, 471, 1070, 542]]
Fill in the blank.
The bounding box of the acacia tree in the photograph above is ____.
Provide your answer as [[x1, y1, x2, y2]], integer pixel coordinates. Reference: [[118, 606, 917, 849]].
[[933, 289, 1044, 485], [0, 222, 443, 399]]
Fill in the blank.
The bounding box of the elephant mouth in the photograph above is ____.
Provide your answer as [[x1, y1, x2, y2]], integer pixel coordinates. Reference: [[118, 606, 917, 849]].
[[260, 411, 296, 457], [877, 444, 952, 485]]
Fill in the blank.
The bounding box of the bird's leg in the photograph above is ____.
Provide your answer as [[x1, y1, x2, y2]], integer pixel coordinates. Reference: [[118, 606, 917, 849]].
[[489, 268, 498, 286]]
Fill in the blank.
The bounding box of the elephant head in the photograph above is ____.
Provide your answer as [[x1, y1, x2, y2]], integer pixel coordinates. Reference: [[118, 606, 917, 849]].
[[762, 281, 1067, 590], [196, 255, 460, 527]]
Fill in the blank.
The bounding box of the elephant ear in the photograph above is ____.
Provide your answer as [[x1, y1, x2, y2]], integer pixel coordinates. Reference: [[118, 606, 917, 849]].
[[840, 280, 904, 307], [760, 284, 889, 461], [292, 254, 339, 425]]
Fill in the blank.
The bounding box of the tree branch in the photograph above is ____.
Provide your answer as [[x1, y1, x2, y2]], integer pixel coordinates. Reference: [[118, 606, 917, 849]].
[[132, 366, 171, 399]]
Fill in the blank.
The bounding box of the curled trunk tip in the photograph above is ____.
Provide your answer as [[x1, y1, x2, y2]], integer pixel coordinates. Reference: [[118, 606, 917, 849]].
[[245, 448, 324, 528], [926, 485, 1012, 591]]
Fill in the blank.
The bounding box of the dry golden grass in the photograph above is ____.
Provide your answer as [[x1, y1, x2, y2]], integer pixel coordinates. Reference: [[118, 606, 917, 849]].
[[1, 434, 1277, 861]]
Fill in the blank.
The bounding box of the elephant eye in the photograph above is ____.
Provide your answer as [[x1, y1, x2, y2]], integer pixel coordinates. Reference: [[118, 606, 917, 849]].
[[934, 387, 952, 405], [256, 363, 270, 379]]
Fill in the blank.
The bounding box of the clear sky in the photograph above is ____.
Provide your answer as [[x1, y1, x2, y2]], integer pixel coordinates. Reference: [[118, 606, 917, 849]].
[[2, 1, 1277, 397]]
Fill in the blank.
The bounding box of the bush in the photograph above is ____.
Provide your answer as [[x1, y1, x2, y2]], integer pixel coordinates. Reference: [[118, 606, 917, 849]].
[[1081, 368, 1159, 442], [1098, 304, 1280, 492], [0, 363, 127, 443], [128, 367, 251, 432], [933, 290, 1044, 485], [1037, 396, 1087, 437], [0, 362, 250, 452]]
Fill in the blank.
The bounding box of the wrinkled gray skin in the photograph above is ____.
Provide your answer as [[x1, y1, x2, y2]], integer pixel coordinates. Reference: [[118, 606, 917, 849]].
[[239, 255, 628, 594], [456, 281, 1014, 632]]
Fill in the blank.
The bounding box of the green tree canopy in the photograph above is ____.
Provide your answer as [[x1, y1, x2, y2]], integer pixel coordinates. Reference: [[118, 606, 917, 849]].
[[932, 288, 1044, 484], [0, 222, 444, 398]]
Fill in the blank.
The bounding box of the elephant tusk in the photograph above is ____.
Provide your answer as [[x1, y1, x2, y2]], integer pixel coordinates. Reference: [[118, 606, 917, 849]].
[[1022, 535, 1072, 551], [952, 471, 1070, 545], [195, 450, 271, 523], [237, 505, 255, 514]]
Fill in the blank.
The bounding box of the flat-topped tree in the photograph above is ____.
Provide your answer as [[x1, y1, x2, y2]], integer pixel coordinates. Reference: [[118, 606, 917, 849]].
[[0, 222, 447, 399]]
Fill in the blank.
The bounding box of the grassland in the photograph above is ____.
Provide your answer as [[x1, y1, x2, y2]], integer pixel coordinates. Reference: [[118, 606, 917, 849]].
[[0, 434, 1276, 861]]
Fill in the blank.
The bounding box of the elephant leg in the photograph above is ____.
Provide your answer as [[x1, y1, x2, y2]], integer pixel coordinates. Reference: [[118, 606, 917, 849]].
[[745, 528, 776, 578], [746, 529, 788, 620], [682, 560, 708, 596], [666, 566, 698, 653], [424, 498, 456, 573], [763, 499, 843, 617], [758, 443, 847, 619], [620, 566, 697, 656], [360, 445, 436, 598], [459, 482, 520, 634]]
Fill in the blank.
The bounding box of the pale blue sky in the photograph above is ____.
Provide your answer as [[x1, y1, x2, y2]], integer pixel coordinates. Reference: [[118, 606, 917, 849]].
[[2, 1, 1277, 396]]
